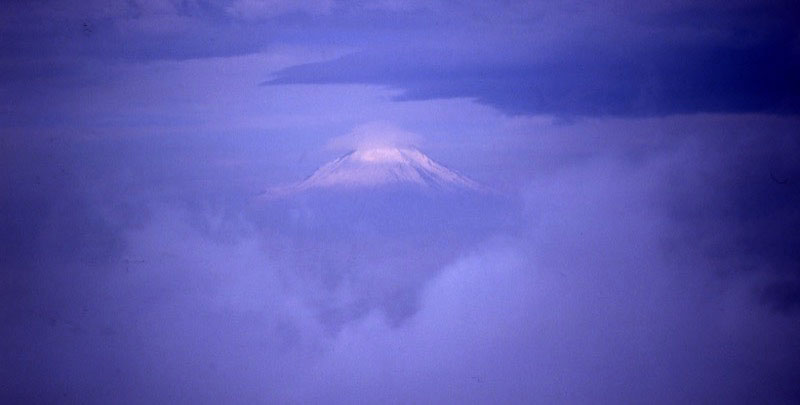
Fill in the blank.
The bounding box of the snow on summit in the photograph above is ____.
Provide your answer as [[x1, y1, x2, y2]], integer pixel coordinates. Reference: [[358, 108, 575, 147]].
[[262, 147, 484, 198]]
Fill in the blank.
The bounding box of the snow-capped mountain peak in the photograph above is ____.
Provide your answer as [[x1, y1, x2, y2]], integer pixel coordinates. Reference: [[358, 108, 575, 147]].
[[263, 147, 484, 198]]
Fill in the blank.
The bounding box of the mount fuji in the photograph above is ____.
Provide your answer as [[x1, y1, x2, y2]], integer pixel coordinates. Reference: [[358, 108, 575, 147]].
[[251, 147, 511, 325], [251, 146, 516, 325], [262, 147, 485, 198]]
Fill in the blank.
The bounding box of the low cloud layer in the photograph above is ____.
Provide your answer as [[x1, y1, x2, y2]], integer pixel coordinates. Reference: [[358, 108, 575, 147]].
[[3, 1, 800, 401], [3, 120, 800, 402]]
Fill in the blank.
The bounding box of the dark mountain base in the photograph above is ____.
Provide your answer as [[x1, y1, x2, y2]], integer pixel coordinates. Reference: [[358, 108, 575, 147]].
[[250, 187, 519, 328]]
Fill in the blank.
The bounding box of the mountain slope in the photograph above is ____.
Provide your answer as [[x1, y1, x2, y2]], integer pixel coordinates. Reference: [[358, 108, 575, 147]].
[[263, 147, 485, 198], [250, 146, 517, 325]]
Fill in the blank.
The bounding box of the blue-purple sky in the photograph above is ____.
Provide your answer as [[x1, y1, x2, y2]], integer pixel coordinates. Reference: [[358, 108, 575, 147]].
[[2, 1, 800, 403]]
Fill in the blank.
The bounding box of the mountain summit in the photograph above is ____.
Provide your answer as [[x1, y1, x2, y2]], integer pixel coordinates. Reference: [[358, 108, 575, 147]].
[[263, 147, 484, 198]]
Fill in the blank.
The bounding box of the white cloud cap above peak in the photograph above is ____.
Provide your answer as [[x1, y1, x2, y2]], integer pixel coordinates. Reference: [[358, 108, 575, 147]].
[[326, 122, 423, 152]]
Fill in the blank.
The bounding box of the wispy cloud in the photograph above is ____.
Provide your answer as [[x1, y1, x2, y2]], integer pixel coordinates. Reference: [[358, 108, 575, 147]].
[[325, 122, 423, 151]]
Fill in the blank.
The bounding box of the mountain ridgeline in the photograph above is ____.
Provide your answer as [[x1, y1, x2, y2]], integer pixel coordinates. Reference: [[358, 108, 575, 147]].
[[255, 147, 512, 235]]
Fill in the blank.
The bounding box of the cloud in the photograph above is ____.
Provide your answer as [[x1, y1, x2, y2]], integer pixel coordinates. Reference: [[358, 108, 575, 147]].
[[0, 0, 277, 65], [4, 120, 800, 402], [267, 36, 800, 117], [5, 1, 800, 401], [7, 0, 796, 119], [264, 1, 800, 117], [761, 280, 800, 314], [227, 0, 335, 19], [325, 122, 423, 150]]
